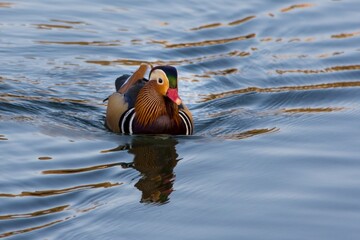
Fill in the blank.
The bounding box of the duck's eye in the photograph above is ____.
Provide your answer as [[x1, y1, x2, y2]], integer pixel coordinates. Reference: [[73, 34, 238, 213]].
[[158, 78, 163, 84]]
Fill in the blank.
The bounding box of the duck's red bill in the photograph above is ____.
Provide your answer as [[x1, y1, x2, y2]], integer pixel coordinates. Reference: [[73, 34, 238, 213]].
[[167, 88, 182, 105]]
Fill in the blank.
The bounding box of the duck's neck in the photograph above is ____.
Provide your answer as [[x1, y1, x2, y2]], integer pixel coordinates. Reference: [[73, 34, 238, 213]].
[[164, 97, 180, 124]]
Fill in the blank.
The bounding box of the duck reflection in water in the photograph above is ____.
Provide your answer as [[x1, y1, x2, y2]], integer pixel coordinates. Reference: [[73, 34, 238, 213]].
[[117, 136, 179, 204]]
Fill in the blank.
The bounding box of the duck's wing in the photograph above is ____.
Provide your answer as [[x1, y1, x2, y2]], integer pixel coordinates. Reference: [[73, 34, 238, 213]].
[[123, 78, 147, 109], [115, 74, 148, 107], [115, 74, 131, 92], [106, 64, 149, 133]]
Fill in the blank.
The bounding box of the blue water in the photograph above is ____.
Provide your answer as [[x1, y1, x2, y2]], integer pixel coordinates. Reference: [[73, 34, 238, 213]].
[[1, 0, 360, 239]]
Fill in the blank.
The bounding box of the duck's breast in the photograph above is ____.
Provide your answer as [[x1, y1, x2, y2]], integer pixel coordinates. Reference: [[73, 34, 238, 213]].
[[133, 115, 187, 135]]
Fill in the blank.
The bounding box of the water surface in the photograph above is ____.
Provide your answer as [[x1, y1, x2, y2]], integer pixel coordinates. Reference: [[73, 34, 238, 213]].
[[1, 0, 360, 239]]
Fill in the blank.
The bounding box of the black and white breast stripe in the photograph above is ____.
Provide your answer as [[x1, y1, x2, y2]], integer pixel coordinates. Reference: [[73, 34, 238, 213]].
[[179, 109, 193, 135], [119, 108, 136, 134], [119, 108, 192, 135]]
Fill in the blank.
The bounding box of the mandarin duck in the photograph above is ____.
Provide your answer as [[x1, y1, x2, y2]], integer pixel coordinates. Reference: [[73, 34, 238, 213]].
[[105, 64, 193, 135]]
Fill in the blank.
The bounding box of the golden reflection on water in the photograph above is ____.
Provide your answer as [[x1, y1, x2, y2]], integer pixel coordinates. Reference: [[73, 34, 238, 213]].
[[131, 39, 143, 45], [190, 23, 222, 31], [87, 59, 152, 66], [261, 37, 273, 42], [151, 33, 256, 48], [50, 19, 88, 25], [220, 128, 278, 140], [205, 127, 279, 140], [42, 163, 122, 175], [233, 28, 360, 44], [281, 107, 345, 113], [276, 65, 360, 75], [0, 192, 102, 238], [0, 134, 8, 140], [0, 218, 65, 238], [318, 52, 344, 58], [280, 3, 314, 13], [0, 202, 100, 239], [0, 182, 120, 198], [194, 68, 238, 78], [86, 50, 250, 67], [155, 21, 169, 27], [331, 31, 360, 39], [273, 51, 343, 60], [200, 81, 360, 102], [35, 24, 73, 30], [38, 156, 53, 160], [190, 15, 255, 31], [0, 92, 95, 105], [0, 2, 13, 8], [0, 205, 69, 220], [37, 40, 122, 46], [228, 16, 256, 26]]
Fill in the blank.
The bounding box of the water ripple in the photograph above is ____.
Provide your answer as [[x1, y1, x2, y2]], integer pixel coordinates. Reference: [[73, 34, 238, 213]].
[[200, 81, 360, 102], [219, 127, 279, 140], [86, 50, 250, 67], [0, 218, 65, 238], [50, 19, 89, 25], [37, 40, 122, 46], [0, 205, 69, 220], [34, 24, 74, 30], [281, 107, 345, 114], [151, 33, 256, 48], [42, 163, 123, 175], [276, 65, 360, 75], [280, 3, 315, 13], [0, 2, 13, 8], [0, 182, 120, 198], [190, 15, 256, 31], [0, 134, 8, 141], [228, 16, 256, 26], [331, 31, 360, 39], [190, 23, 222, 31], [194, 68, 238, 78]]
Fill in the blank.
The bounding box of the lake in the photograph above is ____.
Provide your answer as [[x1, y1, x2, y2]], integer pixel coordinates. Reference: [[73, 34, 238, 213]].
[[1, 0, 360, 239]]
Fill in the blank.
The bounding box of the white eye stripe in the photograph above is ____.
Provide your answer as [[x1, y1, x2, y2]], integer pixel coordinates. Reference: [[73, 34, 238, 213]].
[[149, 69, 168, 83]]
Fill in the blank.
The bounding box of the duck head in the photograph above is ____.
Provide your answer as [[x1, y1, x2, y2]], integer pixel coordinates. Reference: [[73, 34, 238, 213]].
[[149, 66, 182, 105]]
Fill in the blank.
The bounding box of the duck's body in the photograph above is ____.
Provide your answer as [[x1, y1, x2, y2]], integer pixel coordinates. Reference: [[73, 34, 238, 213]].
[[105, 64, 193, 135]]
